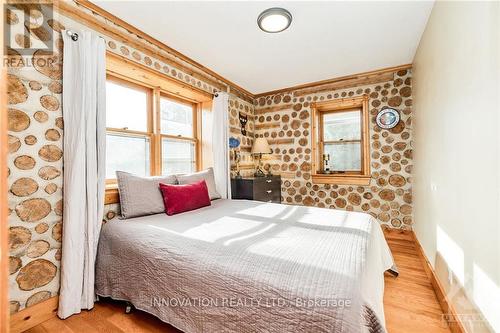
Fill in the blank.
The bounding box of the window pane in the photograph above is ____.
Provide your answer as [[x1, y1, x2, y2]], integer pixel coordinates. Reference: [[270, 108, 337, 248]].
[[323, 110, 361, 141], [160, 97, 193, 137], [162, 138, 195, 175], [106, 80, 148, 132], [324, 142, 361, 171], [106, 134, 150, 178]]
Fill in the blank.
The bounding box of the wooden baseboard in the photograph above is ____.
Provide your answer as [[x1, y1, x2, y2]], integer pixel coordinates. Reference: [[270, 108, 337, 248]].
[[410, 232, 467, 333], [382, 227, 414, 241], [10, 296, 58, 333]]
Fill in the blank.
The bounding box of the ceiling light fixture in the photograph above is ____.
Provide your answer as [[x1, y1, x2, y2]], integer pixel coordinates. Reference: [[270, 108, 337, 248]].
[[257, 8, 292, 33]]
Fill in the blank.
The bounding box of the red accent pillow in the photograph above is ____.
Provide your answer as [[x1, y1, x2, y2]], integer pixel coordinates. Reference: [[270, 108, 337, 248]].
[[159, 180, 211, 216]]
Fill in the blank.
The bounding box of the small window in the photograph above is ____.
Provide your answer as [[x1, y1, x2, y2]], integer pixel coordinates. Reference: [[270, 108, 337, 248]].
[[322, 109, 362, 172], [311, 96, 370, 185], [160, 95, 197, 175]]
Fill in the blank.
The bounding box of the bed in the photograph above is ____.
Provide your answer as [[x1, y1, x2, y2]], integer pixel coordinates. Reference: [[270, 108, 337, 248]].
[[95, 199, 395, 333]]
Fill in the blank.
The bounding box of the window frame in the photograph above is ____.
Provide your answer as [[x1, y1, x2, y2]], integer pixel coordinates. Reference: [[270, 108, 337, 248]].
[[311, 95, 371, 185], [319, 108, 363, 173], [105, 74, 201, 184]]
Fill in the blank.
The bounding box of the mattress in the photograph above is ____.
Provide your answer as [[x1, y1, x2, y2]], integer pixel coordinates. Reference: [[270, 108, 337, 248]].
[[95, 199, 394, 333]]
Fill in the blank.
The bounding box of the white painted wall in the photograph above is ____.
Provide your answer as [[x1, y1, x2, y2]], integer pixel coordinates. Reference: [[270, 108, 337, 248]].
[[413, 1, 499, 332]]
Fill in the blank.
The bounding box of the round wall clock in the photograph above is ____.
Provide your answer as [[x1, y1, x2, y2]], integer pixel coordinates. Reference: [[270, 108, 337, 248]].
[[376, 108, 400, 129]]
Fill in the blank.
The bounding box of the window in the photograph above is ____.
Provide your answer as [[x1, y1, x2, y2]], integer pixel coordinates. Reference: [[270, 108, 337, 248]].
[[322, 110, 362, 172], [106, 80, 149, 132], [106, 134, 150, 178], [159, 95, 196, 174], [311, 95, 370, 185], [105, 76, 199, 182], [161, 138, 195, 175], [105, 77, 152, 179]]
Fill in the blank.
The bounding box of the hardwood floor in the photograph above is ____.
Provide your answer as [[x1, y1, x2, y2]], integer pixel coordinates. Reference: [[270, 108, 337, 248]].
[[26, 231, 451, 333], [384, 230, 451, 333]]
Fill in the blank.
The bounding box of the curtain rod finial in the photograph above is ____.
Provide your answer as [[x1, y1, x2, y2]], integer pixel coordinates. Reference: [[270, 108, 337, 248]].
[[66, 30, 79, 41]]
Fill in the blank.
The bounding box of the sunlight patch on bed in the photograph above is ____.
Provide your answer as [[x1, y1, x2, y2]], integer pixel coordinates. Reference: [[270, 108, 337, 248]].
[[223, 223, 277, 246], [246, 227, 357, 277], [292, 208, 371, 230], [236, 203, 289, 218], [150, 217, 264, 242]]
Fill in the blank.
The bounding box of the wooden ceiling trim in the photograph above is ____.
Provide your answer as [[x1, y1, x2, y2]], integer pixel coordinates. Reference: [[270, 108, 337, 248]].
[[293, 71, 395, 97], [254, 64, 412, 98], [56, 2, 223, 89], [73, 0, 254, 102], [56, 2, 413, 103], [56, 1, 254, 103]]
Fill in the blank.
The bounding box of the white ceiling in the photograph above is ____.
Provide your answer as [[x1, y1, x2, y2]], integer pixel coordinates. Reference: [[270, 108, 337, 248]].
[[94, 1, 434, 94]]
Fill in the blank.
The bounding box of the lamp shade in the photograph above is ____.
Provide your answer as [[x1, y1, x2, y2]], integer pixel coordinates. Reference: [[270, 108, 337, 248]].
[[251, 138, 272, 154]]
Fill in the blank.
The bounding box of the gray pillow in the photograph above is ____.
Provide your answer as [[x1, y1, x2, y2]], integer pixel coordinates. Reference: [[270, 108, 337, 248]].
[[176, 167, 221, 200], [116, 171, 177, 219]]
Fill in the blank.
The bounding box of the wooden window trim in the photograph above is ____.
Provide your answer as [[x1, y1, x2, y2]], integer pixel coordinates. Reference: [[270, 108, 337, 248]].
[[311, 95, 371, 185], [104, 56, 209, 204]]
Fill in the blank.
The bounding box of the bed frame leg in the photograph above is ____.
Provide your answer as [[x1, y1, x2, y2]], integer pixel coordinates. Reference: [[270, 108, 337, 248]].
[[125, 302, 133, 314], [387, 264, 399, 277]]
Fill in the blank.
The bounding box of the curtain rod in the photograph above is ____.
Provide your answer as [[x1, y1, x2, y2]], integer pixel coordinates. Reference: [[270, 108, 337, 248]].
[[66, 30, 79, 41], [66, 30, 105, 42], [66, 29, 221, 99]]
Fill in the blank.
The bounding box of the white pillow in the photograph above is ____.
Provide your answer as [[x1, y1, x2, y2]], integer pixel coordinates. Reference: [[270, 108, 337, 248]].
[[116, 171, 177, 219], [176, 168, 221, 200]]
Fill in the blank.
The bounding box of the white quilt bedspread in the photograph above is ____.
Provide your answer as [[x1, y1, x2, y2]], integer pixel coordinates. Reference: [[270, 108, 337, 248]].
[[95, 199, 394, 333]]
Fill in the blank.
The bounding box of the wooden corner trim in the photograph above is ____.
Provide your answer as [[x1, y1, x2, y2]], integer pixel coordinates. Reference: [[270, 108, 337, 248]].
[[411, 232, 467, 333], [0, 45, 9, 333], [10, 296, 58, 333]]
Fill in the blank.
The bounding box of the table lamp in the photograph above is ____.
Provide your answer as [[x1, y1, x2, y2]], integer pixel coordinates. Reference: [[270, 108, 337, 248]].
[[251, 137, 272, 177]]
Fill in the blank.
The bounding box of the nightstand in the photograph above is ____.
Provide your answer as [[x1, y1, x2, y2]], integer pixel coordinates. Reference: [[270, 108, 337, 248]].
[[231, 175, 281, 203]]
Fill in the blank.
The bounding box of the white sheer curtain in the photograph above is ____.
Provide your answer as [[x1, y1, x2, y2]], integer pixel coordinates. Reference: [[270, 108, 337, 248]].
[[58, 30, 106, 319], [212, 92, 231, 199]]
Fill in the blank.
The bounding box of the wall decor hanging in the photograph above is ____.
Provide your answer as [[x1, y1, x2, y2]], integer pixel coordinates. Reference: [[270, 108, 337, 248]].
[[239, 112, 248, 136], [376, 108, 400, 129]]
